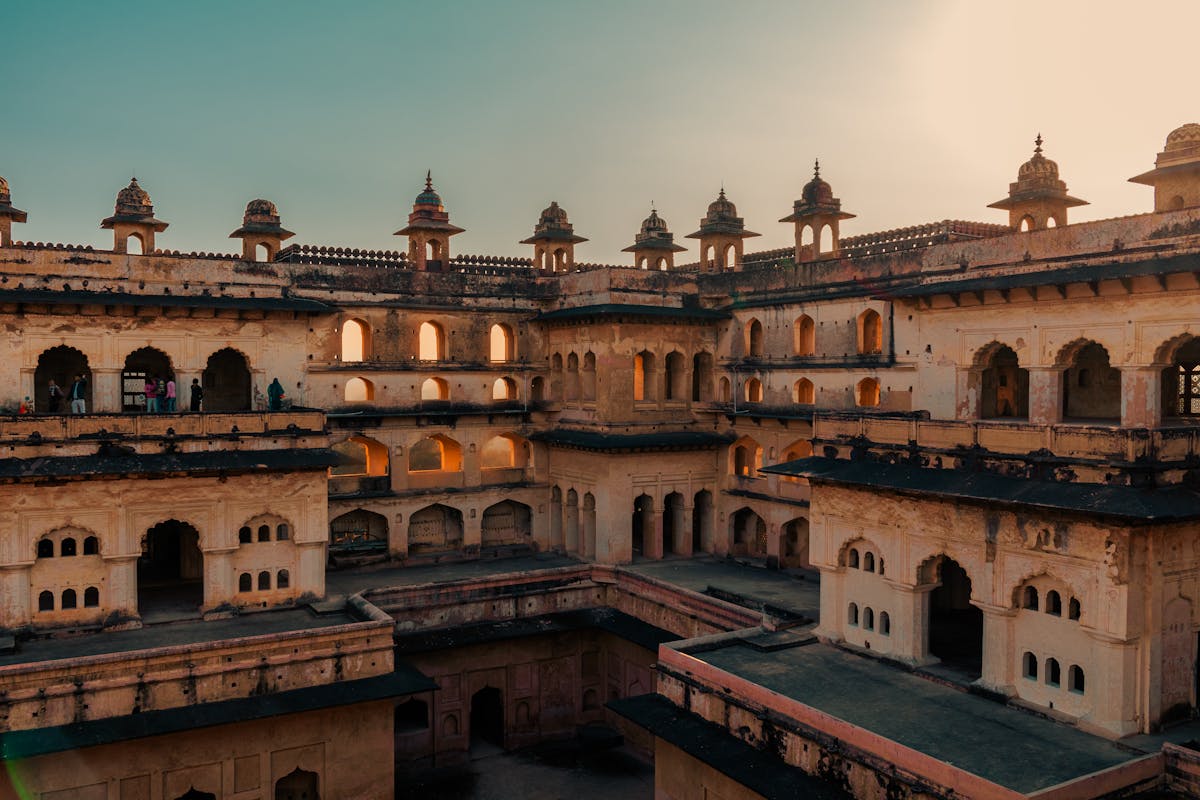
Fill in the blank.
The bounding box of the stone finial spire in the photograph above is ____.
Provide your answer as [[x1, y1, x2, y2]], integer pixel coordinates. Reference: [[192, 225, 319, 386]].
[[1034, 133, 1044, 156]]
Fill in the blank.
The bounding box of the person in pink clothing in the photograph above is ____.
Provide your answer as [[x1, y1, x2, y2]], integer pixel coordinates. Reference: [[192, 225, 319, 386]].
[[165, 377, 177, 412], [144, 377, 158, 413]]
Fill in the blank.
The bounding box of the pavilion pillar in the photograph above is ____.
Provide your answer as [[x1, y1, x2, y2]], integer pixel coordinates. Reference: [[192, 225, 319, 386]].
[[1121, 366, 1162, 428], [1027, 367, 1063, 425]]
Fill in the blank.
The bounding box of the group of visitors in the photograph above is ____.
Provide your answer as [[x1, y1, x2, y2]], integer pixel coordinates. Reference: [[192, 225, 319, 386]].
[[24, 375, 287, 414], [38, 374, 89, 414]]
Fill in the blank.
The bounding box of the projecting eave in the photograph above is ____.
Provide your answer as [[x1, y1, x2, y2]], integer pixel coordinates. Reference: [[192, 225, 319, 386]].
[[393, 221, 466, 236], [229, 223, 296, 239], [987, 194, 1089, 211], [0, 205, 27, 223], [100, 214, 169, 232], [779, 209, 856, 223], [684, 227, 760, 239], [762, 456, 1200, 523], [621, 240, 687, 253], [519, 231, 588, 245], [1129, 160, 1200, 186]]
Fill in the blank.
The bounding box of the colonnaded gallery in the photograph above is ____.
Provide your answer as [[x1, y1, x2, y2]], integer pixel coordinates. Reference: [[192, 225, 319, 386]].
[[4, 126, 1200, 800]]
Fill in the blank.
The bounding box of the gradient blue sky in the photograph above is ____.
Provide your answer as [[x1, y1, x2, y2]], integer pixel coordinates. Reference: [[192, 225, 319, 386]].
[[6, 1, 1198, 259]]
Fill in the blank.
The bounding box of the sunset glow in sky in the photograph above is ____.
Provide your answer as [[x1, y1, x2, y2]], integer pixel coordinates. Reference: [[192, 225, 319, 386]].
[[6, 1, 1198, 260]]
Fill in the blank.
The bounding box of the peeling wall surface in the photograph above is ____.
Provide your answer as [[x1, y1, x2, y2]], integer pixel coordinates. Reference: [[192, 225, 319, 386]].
[[6, 134, 1200, 796]]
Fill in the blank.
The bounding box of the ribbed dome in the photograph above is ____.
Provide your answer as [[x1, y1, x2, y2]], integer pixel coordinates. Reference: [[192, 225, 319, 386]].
[[707, 188, 737, 217], [640, 208, 668, 234], [0, 175, 8, 201], [414, 171, 442, 206], [115, 177, 153, 214], [540, 201, 569, 224], [1017, 135, 1059, 180], [802, 175, 834, 205], [245, 198, 278, 218], [1166, 123, 1200, 151]]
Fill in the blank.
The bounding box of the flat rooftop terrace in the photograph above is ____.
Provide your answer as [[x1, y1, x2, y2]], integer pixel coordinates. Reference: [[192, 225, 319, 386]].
[[685, 635, 1144, 795]]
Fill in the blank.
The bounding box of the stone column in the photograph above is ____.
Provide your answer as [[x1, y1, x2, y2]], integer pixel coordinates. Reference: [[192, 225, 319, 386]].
[[173, 370, 200, 413], [713, 509, 730, 557], [463, 511, 482, 554], [1027, 367, 1063, 425], [1089, 634, 1141, 737], [645, 503, 663, 560], [106, 555, 139, 620], [813, 566, 843, 642], [565, 503, 580, 554], [1121, 366, 1162, 428], [766, 523, 782, 570], [92, 368, 122, 414], [390, 511, 408, 559], [887, 581, 937, 666], [679, 506, 695, 557], [956, 367, 983, 420], [296, 541, 327, 599], [0, 564, 31, 627], [978, 603, 1016, 695], [202, 548, 236, 610]]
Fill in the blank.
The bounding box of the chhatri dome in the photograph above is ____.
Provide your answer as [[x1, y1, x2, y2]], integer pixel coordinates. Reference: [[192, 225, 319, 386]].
[[1130, 123, 1200, 212], [623, 205, 686, 269], [414, 171, 443, 208], [801, 160, 836, 207], [988, 134, 1086, 230]]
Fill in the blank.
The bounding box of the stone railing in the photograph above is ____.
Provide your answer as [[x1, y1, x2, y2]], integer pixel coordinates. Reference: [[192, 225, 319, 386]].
[[839, 219, 1009, 258], [0, 409, 326, 442]]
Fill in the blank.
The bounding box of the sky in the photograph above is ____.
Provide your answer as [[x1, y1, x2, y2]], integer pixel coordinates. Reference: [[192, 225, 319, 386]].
[[5, 1, 1199, 261]]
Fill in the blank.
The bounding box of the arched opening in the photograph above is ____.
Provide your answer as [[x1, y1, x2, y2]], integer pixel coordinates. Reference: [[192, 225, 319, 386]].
[[330, 435, 389, 478], [858, 309, 882, 355], [35, 345, 92, 414], [258, 571, 271, 590], [1019, 215, 1034, 232], [408, 435, 462, 472], [565, 352, 580, 401], [530, 376, 546, 402], [1023, 652, 1038, 680], [344, 377, 374, 403], [924, 555, 983, 678], [395, 698, 429, 732], [255, 243, 272, 262], [84, 586, 99, 607], [126, 234, 144, 255], [408, 503, 464, 553], [782, 518, 810, 568], [692, 489, 713, 553], [1068, 665, 1085, 694], [692, 352, 713, 402], [420, 377, 449, 401], [794, 315, 815, 356], [550, 486, 564, 550], [481, 500, 532, 547], [730, 507, 767, 557], [746, 319, 764, 358], [419, 321, 446, 361], [202, 348, 252, 412], [1161, 338, 1200, 418], [138, 520, 203, 616], [481, 433, 527, 469], [856, 377, 880, 407], [84, 536, 99, 555], [582, 492, 597, 559], [341, 319, 370, 362], [38, 590, 53, 612], [744, 377, 763, 403], [62, 588, 77, 609], [819, 225, 833, 254], [633, 350, 656, 402], [329, 508, 388, 552], [61, 537, 77, 557], [489, 323, 514, 362], [470, 686, 504, 755], [1061, 341, 1120, 421], [664, 351, 685, 401], [274, 767, 320, 800], [122, 347, 172, 413], [719, 376, 731, 403], [656, 256, 667, 271], [631, 494, 653, 557], [980, 344, 1029, 418], [565, 488, 580, 553], [239, 572, 252, 592], [724, 242, 738, 269], [794, 378, 815, 405], [1046, 217, 1058, 229], [1169, 195, 1186, 211], [663, 492, 684, 555], [491, 377, 517, 401], [880, 612, 890, 636], [37, 539, 53, 558], [582, 352, 597, 401], [1045, 658, 1061, 687], [732, 437, 761, 478]]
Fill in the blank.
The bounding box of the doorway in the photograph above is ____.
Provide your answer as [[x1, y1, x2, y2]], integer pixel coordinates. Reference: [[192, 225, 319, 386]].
[[138, 520, 203, 617], [926, 556, 983, 679], [470, 686, 504, 756]]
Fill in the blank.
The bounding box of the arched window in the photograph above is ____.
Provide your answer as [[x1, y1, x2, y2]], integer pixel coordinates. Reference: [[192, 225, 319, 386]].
[[746, 319, 764, 358], [341, 319, 369, 362], [258, 524, 270, 542], [84, 587, 99, 607], [1045, 658, 1061, 687], [36, 539, 53, 559], [719, 376, 731, 403], [565, 353, 580, 401], [489, 323, 514, 362], [863, 552, 875, 572], [582, 352, 597, 401], [794, 315, 815, 356], [1061, 341, 1120, 421], [1068, 665, 1085, 694], [979, 344, 1029, 418], [858, 309, 882, 355], [856, 378, 880, 407], [62, 589, 77, 609], [409, 435, 462, 472], [531, 376, 546, 402], [1068, 597, 1081, 621], [633, 351, 655, 402], [879, 612, 890, 636], [732, 438, 760, 477], [277, 569, 290, 589], [344, 377, 374, 403], [794, 378, 814, 405], [848, 602, 859, 626], [276, 524, 289, 541], [1046, 590, 1062, 616], [848, 548, 860, 568], [492, 377, 517, 401], [61, 537, 77, 557], [1023, 652, 1038, 679], [692, 352, 713, 402], [239, 526, 252, 544], [481, 434, 523, 469], [664, 351, 685, 401], [38, 590, 54, 612], [257, 571, 271, 591], [419, 321, 446, 361], [83, 536, 99, 555], [421, 377, 449, 401], [744, 377, 763, 403], [863, 607, 874, 631], [239, 573, 252, 592], [1023, 586, 1039, 611]]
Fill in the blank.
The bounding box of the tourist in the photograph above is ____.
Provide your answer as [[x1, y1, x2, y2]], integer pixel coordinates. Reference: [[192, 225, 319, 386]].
[[190, 378, 203, 412], [46, 379, 62, 413], [18, 397, 30, 415], [155, 377, 167, 413], [165, 376, 176, 412], [69, 373, 87, 414], [268, 378, 285, 412], [144, 376, 158, 413]]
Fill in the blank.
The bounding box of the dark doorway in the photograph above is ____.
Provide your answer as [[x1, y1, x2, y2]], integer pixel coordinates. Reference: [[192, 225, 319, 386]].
[[631, 495, 653, 556], [663, 492, 683, 555], [275, 768, 320, 800], [123, 347, 172, 412], [470, 686, 504, 753], [35, 346, 92, 413], [138, 520, 203, 616], [203, 348, 252, 411], [175, 790, 216, 800], [927, 556, 983, 678], [693, 489, 712, 553]]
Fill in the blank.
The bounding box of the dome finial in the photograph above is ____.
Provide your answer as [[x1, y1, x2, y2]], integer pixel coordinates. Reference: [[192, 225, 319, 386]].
[[425, 170, 433, 191], [1034, 133, 1043, 156], [813, 159, 820, 179]]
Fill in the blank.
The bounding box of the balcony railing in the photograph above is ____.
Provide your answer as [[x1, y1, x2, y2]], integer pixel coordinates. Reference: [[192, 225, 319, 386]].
[[0, 410, 326, 442]]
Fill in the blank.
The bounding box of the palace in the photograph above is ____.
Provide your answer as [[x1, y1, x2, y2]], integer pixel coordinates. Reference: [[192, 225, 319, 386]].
[[4, 125, 1200, 799]]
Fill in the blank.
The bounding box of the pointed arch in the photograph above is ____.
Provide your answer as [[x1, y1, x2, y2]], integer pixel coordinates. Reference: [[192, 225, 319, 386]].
[[793, 314, 815, 356], [341, 318, 371, 362], [419, 321, 446, 361], [489, 323, 515, 362], [36, 345, 92, 414], [202, 347, 252, 411], [793, 377, 814, 405], [408, 434, 462, 472], [857, 309, 882, 355]]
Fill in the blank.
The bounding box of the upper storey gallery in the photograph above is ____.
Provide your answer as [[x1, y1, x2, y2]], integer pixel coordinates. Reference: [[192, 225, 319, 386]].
[[3, 125, 1200, 280]]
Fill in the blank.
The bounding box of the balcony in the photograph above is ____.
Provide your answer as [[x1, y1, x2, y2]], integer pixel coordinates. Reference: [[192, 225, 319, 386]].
[[0, 410, 326, 443]]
